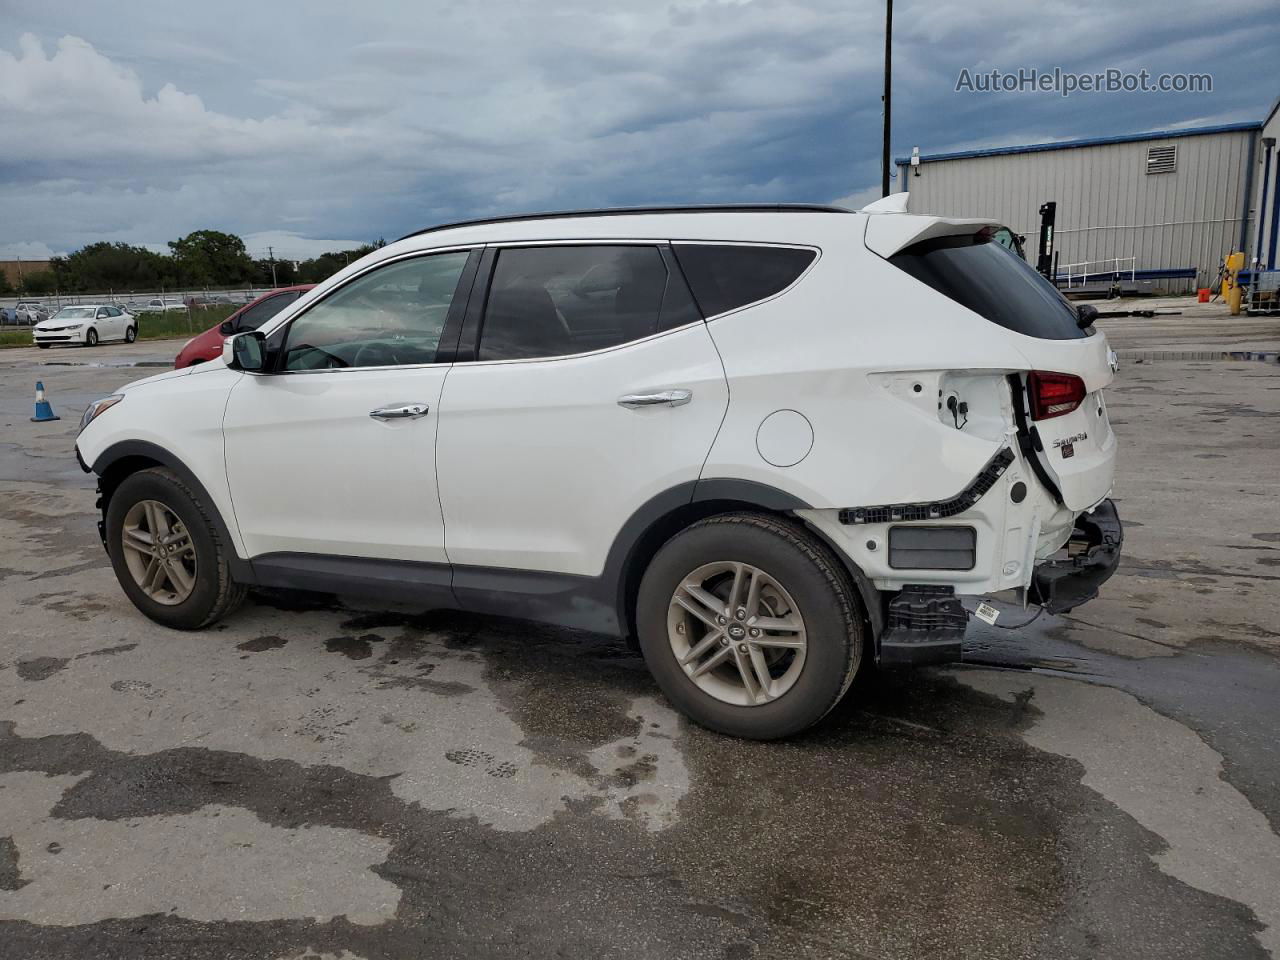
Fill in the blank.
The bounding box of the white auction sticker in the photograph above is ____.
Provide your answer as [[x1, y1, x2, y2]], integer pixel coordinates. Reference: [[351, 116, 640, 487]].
[[974, 602, 1000, 625]]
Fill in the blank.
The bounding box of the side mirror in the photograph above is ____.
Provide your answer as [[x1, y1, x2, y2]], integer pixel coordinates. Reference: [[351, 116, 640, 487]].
[[218, 320, 235, 335], [223, 331, 266, 372], [1076, 304, 1098, 330]]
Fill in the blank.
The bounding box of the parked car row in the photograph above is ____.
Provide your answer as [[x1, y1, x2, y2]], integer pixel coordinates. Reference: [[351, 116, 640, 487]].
[[5, 292, 267, 324], [0, 301, 52, 325], [18, 286, 313, 353]]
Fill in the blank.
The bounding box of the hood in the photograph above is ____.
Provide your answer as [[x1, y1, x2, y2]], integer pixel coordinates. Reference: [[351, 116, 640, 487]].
[[117, 366, 198, 393]]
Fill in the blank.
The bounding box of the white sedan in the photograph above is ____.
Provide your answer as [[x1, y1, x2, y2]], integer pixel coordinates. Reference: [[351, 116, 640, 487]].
[[33, 304, 137, 348]]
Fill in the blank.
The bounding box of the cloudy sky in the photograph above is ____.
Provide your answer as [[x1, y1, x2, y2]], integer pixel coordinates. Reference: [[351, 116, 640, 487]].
[[2, 0, 1276, 261]]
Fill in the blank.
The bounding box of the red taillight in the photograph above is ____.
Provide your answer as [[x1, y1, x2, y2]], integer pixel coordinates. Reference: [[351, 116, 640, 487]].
[[1027, 371, 1086, 421]]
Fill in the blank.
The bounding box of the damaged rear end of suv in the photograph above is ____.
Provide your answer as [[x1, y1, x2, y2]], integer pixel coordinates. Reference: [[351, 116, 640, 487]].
[[779, 197, 1123, 666]]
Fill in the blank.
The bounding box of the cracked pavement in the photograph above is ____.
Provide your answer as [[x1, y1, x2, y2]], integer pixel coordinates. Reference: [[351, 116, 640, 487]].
[[1, 337, 1278, 959]]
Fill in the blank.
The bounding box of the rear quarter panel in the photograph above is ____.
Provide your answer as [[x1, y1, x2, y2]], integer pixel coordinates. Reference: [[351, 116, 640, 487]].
[[699, 229, 1036, 509]]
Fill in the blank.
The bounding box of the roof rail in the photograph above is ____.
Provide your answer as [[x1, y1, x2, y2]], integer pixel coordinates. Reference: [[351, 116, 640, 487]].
[[396, 203, 853, 241]]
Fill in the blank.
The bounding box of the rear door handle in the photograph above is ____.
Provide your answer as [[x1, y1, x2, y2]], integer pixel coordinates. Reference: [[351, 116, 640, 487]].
[[617, 389, 692, 409], [370, 403, 430, 420]]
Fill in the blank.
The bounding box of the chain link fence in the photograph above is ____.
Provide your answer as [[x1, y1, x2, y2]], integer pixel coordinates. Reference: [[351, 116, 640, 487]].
[[1, 286, 280, 325]]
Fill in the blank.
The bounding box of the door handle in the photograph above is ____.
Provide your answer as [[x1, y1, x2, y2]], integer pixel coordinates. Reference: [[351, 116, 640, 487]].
[[617, 389, 692, 409], [369, 403, 430, 421]]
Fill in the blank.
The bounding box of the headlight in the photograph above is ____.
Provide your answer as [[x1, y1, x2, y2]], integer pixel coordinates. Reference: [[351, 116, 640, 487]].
[[79, 394, 124, 434], [65, 323, 83, 330]]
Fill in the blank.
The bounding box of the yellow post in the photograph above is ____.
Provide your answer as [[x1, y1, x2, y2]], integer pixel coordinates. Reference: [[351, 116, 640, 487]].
[[1223, 252, 1245, 315]]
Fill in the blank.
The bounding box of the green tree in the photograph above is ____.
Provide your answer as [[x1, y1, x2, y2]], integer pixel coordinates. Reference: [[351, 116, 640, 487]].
[[295, 244, 381, 284], [254, 256, 298, 287], [20, 271, 59, 295], [168, 230, 254, 286], [54, 243, 177, 293]]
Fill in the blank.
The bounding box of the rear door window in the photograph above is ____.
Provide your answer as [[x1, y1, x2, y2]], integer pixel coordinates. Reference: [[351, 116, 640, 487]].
[[672, 244, 816, 317], [889, 228, 1086, 340], [477, 245, 701, 361]]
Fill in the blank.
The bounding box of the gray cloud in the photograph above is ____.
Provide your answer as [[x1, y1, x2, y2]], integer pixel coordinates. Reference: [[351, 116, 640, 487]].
[[0, 0, 1275, 259]]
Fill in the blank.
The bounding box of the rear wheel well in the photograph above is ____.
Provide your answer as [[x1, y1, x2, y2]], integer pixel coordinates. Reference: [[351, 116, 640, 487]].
[[618, 500, 878, 650]]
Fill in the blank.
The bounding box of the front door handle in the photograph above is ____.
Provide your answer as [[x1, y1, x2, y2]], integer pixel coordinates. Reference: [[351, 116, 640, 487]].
[[370, 403, 430, 421], [617, 389, 692, 409]]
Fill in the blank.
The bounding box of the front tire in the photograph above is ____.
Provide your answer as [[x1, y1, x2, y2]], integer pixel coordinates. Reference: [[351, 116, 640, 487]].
[[637, 513, 863, 740], [85, 328, 98, 347], [106, 467, 246, 629], [37, 343, 50, 349]]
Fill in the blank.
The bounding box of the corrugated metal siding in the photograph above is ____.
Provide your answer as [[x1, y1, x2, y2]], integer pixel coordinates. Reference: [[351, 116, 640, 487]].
[[1255, 109, 1280, 270], [899, 130, 1256, 288]]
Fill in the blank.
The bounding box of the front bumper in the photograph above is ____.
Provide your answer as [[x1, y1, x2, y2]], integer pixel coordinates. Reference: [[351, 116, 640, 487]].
[[878, 499, 1123, 665]]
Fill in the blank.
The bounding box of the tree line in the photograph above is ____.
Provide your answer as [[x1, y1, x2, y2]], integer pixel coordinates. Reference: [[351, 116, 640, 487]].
[[2, 230, 386, 296]]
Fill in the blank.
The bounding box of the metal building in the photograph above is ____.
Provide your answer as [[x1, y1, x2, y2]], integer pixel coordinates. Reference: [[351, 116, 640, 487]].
[[896, 106, 1280, 294], [1250, 97, 1280, 276]]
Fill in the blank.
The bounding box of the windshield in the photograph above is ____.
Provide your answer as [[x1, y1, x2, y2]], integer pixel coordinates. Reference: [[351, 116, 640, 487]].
[[890, 226, 1086, 340], [54, 307, 95, 319]]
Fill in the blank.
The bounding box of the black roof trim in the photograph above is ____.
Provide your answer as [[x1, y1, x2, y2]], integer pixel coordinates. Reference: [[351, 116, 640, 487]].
[[397, 204, 853, 242]]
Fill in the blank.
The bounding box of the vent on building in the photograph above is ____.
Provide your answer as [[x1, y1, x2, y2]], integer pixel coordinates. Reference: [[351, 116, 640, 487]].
[[1146, 144, 1177, 174]]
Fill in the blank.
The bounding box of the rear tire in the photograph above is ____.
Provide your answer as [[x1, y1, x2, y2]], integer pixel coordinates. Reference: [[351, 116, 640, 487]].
[[124, 325, 137, 343], [637, 512, 862, 740], [106, 467, 246, 629], [85, 328, 98, 347]]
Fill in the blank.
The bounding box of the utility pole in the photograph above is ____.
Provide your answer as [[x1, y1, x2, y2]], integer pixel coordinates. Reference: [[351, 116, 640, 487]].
[[268, 246, 278, 288], [881, 0, 893, 197]]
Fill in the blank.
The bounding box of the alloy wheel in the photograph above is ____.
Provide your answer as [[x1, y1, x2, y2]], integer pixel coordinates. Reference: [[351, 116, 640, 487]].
[[666, 561, 807, 706], [120, 499, 198, 605]]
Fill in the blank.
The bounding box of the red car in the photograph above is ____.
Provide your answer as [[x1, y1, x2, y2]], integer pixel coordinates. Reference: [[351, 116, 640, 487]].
[[174, 285, 315, 368]]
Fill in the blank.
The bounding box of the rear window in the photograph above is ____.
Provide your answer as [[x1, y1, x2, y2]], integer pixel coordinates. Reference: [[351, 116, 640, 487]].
[[672, 244, 816, 317], [889, 227, 1086, 340]]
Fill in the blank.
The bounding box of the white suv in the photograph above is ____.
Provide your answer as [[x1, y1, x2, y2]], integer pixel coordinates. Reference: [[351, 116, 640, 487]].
[[74, 201, 1122, 739]]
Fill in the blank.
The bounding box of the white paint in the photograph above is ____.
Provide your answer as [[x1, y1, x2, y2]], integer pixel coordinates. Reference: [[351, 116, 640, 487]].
[[0, 772, 399, 926], [959, 671, 1280, 958]]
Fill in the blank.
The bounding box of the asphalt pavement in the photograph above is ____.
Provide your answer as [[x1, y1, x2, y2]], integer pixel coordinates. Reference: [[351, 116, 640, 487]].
[[1, 321, 1278, 960]]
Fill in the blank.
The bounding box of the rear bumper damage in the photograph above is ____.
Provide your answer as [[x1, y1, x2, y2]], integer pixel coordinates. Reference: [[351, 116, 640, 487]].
[[1027, 498, 1123, 614], [878, 499, 1123, 665]]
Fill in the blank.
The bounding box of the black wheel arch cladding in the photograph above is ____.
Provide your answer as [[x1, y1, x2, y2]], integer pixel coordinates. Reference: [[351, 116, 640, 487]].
[[92, 440, 253, 582]]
